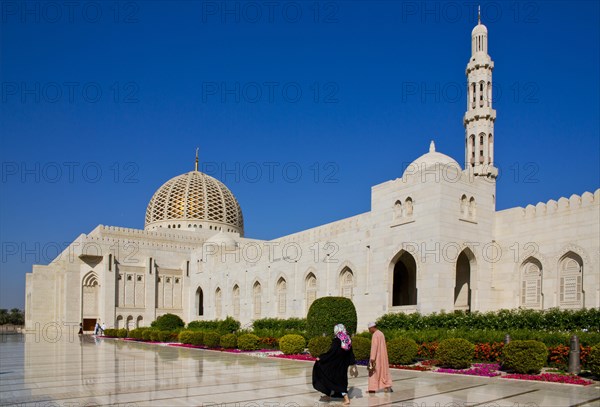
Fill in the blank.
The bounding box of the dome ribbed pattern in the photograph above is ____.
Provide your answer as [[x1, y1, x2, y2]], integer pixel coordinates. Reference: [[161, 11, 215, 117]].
[[145, 171, 243, 233]]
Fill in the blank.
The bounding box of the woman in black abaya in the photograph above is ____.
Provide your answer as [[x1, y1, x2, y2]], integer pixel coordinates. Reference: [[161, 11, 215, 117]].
[[312, 324, 357, 405]]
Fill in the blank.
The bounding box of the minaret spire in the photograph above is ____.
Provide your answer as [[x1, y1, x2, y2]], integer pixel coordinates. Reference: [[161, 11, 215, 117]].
[[464, 11, 498, 178], [195, 147, 199, 171]]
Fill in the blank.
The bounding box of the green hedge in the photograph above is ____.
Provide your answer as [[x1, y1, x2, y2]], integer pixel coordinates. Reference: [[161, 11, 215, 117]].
[[178, 330, 204, 345], [388, 337, 418, 365], [204, 331, 221, 348], [436, 338, 474, 369], [376, 308, 599, 332], [279, 334, 306, 355], [151, 313, 185, 331], [238, 334, 261, 351], [588, 344, 600, 376], [187, 316, 240, 333], [253, 318, 307, 331], [376, 328, 600, 347], [307, 297, 357, 338], [501, 340, 548, 374], [351, 336, 371, 360], [220, 333, 237, 349], [308, 336, 332, 357]]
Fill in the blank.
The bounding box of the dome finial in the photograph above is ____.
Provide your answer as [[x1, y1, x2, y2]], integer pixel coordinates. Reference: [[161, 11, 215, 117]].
[[195, 147, 199, 171], [478, 5, 481, 24], [429, 140, 436, 153]]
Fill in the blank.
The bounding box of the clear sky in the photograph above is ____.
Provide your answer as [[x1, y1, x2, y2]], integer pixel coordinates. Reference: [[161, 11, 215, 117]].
[[1, 1, 599, 309]]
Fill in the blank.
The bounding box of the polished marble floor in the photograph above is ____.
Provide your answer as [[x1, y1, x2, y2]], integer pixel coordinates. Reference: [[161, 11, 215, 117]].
[[1, 333, 598, 407]]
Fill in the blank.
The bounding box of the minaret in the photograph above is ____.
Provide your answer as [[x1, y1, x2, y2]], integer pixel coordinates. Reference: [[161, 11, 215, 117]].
[[464, 7, 498, 178]]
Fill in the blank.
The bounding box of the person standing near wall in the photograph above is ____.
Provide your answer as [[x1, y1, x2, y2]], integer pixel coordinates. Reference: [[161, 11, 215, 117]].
[[367, 322, 393, 393]]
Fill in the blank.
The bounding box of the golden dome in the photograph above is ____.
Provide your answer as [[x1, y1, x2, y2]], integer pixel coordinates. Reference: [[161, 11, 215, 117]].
[[144, 171, 244, 235]]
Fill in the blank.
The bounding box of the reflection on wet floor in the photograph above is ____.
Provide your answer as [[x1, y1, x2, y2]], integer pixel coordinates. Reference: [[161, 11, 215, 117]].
[[0, 333, 598, 406]]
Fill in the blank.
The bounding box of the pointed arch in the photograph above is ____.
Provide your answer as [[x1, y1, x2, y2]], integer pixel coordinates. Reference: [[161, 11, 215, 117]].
[[455, 248, 476, 311], [232, 284, 240, 319], [276, 278, 287, 316], [338, 267, 355, 299], [390, 250, 417, 306], [215, 287, 222, 319], [305, 272, 317, 314], [520, 257, 543, 309], [82, 271, 100, 321], [404, 197, 414, 217], [195, 286, 204, 316], [558, 252, 583, 309], [252, 281, 262, 319]]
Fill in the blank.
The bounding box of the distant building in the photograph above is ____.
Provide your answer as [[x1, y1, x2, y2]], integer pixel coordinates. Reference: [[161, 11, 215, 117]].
[[25, 17, 599, 332]]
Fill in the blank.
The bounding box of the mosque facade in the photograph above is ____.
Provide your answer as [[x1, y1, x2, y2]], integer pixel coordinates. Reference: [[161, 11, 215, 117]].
[[25, 19, 599, 332]]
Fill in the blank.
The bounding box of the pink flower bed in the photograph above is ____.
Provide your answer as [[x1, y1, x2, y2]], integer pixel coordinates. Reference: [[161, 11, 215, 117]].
[[436, 363, 501, 377], [502, 373, 594, 386]]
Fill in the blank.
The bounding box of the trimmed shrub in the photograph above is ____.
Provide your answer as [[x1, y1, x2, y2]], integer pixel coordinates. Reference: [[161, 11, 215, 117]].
[[220, 333, 237, 349], [103, 329, 118, 337], [309, 336, 332, 357], [127, 328, 149, 340], [587, 344, 600, 376], [187, 316, 241, 333], [117, 328, 128, 338], [388, 337, 419, 365], [150, 330, 161, 342], [238, 333, 261, 351], [279, 334, 306, 355], [178, 330, 193, 344], [436, 338, 474, 369], [501, 340, 548, 374], [142, 329, 154, 341], [204, 331, 221, 348], [351, 336, 371, 360], [151, 313, 185, 331], [307, 297, 357, 338], [253, 318, 307, 331]]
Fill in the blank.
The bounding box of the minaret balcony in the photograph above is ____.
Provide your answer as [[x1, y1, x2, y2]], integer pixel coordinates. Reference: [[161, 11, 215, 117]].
[[464, 107, 496, 125]]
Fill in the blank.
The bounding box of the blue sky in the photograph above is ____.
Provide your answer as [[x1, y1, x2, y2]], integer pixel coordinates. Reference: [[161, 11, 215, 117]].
[[1, 1, 599, 309]]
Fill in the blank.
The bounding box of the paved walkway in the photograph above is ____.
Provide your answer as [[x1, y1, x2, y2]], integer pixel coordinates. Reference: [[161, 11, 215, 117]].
[[0, 334, 598, 407]]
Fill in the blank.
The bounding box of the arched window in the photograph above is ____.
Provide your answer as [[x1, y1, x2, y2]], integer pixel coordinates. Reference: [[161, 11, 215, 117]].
[[340, 268, 354, 299], [196, 287, 204, 316], [468, 197, 476, 219], [521, 259, 542, 308], [276, 278, 287, 316], [253, 282, 262, 319], [215, 287, 222, 319], [460, 195, 468, 217], [559, 253, 583, 308], [393, 200, 402, 220], [305, 273, 317, 314], [232, 285, 240, 319], [405, 197, 413, 217]]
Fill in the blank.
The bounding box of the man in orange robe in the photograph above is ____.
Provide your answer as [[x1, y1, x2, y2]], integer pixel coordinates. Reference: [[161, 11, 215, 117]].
[[367, 322, 393, 393]]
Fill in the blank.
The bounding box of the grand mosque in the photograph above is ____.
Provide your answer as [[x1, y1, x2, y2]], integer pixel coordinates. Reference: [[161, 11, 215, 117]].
[[25, 18, 599, 332]]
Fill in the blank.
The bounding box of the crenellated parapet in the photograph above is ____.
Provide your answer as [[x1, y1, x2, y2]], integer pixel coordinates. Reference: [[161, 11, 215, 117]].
[[499, 189, 599, 219]]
